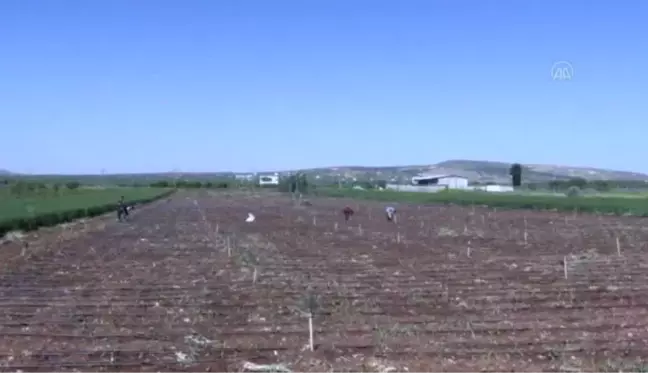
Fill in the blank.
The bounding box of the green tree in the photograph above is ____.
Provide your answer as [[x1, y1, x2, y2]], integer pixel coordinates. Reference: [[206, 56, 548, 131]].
[[566, 185, 581, 197], [10, 181, 25, 196], [279, 173, 309, 194], [150, 180, 171, 188], [509, 163, 522, 187], [567, 177, 587, 189]]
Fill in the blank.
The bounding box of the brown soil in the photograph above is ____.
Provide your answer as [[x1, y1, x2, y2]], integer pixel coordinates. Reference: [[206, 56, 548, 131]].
[[1, 190, 648, 372]]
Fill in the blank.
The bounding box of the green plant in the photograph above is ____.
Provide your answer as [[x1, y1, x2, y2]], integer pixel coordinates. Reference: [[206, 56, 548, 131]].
[[566, 186, 581, 197]]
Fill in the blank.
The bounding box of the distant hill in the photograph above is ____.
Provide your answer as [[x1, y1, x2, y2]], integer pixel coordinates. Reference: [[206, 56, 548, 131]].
[[289, 159, 648, 184], [3, 160, 648, 185]]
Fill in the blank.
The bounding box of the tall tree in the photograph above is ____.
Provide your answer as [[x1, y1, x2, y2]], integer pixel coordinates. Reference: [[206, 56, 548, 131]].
[[509, 163, 522, 187]]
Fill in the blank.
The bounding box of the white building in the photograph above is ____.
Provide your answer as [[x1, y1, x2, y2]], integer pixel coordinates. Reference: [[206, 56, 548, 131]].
[[234, 173, 255, 181], [411, 174, 469, 189], [258, 173, 280, 186]]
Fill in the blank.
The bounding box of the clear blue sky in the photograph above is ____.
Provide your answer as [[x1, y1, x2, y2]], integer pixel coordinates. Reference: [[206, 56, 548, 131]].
[[1, 0, 646, 174]]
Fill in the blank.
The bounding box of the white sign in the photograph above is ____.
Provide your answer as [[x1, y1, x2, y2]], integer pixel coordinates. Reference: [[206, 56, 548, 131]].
[[551, 61, 574, 81]]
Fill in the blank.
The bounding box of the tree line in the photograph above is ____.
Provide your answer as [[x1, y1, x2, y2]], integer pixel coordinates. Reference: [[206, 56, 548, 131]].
[[508, 164, 648, 191]]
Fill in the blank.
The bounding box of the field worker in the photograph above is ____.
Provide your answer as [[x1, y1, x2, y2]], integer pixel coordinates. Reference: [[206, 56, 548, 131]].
[[117, 196, 128, 221], [342, 206, 354, 222], [385, 206, 396, 222]]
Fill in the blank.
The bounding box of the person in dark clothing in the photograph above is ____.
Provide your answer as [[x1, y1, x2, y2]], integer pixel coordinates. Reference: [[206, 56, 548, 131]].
[[117, 196, 128, 221], [342, 206, 354, 222]]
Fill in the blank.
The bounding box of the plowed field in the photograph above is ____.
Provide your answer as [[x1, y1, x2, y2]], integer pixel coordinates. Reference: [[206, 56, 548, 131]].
[[2, 190, 648, 372]]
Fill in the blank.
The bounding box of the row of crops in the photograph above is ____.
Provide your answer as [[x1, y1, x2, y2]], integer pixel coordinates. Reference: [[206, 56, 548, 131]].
[[0, 187, 174, 236], [318, 188, 648, 216]]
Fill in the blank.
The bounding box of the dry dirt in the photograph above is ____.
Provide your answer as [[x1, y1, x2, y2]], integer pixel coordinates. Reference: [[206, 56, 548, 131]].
[[2, 190, 648, 372]]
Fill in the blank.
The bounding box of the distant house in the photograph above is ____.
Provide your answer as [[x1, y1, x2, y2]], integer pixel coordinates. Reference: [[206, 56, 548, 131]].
[[258, 173, 280, 186], [411, 174, 469, 189]]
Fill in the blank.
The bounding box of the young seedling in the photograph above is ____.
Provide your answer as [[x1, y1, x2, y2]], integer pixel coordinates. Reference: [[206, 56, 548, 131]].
[[300, 290, 320, 351], [563, 256, 568, 279], [466, 321, 476, 339], [239, 250, 260, 284], [523, 217, 528, 244], [21, 241, 28, 257]]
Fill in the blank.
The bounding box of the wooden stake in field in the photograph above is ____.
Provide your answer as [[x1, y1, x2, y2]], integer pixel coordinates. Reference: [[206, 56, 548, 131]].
[[312, 216, 317, 226], [358, 224, 363, 235], [467, 247, 471, 257], [616, 236, 621, 256], [523, 217, 528, 245], [334, 222, 338, 231], [396, 232, 401, 243], [227, 237, 231, 257], [301, 292, 318, 352], [21, 242, 28, 257], [563, 256, 568, 279]]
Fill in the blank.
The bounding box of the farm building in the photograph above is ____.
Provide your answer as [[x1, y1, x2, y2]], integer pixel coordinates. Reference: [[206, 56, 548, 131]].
[[258, 174, 280, 186], [234, 174, 255, 181], [411, 174, 469, 189]]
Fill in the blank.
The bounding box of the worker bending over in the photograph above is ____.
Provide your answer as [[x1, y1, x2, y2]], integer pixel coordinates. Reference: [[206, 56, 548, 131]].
[[117, 196, 129, 222], [342, 206, 354, 222], [385, 206, 396, 222]]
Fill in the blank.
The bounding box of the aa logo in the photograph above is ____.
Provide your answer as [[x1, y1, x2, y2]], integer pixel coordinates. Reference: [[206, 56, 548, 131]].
[[551, 61, 574, 81]]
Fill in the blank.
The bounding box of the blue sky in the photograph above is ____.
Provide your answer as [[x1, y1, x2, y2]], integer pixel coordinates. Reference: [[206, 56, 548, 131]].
[[1, 0, 646, 174]]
